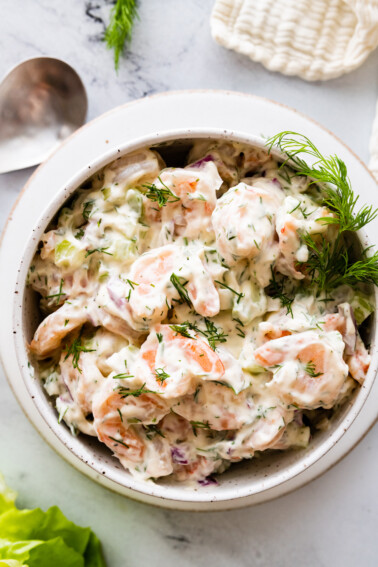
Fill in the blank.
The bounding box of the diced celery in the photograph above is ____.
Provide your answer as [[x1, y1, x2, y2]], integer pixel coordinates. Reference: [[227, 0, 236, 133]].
[[232, 281, 267, 324], [54, 239, 85, 269], [350, 291, 374, 325], [125, 189, 143, 216], [101, 187, 111, 200]]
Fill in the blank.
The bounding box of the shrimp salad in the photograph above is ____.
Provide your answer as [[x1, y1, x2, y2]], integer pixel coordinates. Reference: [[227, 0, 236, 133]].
[[28, 139, 374, 484]]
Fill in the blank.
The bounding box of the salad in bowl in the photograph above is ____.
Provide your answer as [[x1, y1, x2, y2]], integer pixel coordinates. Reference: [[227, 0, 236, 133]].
[[27, 132, 377, 485]]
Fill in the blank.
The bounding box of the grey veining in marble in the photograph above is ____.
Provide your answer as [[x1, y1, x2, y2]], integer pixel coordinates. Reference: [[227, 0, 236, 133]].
[[1, 1, 378, 566]]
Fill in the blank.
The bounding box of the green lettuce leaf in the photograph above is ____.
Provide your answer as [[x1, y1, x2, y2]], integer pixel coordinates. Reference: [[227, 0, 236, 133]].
[[0, 476, 106, 567]]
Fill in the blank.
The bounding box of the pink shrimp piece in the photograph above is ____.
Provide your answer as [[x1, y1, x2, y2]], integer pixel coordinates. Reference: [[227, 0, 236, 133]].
[[324, 303, 370, 383], [254, 330, 349, 409], [125, 245, 220, 329], [60, 350, 104, 415], [212, 181, 282, 265], [29, 300, 88, 358], [135, 324, 225, 398], [245, 407, 286, 451], [346, 335, 371, 384], [92, 379, 172, 476], [144, 163, 222, 237], [173, 382, 254, 431]]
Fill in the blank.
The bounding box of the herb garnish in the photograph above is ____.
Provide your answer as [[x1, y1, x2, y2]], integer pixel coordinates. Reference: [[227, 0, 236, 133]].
[[113, 372, 134, 380], [267, 131, 378, 292], [214, 280, 244, 304], [109, 435, 129, 448], [64, 334, 96, 373], [143, 177, 180, 208], [85, 247, 113, 258], [154, 368, 169, 384], [266, 268, 294, 316], [117, 382, 156, 398], [170, 273, 191, 306], [169, 319, 227, 350], [105, 0, 139, 71], [46, 278, 65, 305], [304, 360, 323, 378], [144, 424, 165, 439], [82, 200, 95, 221]]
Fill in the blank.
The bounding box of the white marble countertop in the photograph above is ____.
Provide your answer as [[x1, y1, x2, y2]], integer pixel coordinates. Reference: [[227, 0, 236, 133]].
[[1, 1, 378, 565]]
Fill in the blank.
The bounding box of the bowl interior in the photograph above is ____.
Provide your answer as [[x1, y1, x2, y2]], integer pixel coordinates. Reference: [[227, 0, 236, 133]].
[[20, 133, 378, 503]]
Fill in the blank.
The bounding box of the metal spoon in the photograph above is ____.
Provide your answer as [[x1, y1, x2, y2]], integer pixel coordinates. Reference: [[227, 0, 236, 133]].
[[0, 57, 87, 174]]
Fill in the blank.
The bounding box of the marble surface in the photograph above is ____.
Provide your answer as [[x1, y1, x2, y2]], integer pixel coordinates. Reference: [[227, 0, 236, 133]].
[[1, 1, 378, 565]]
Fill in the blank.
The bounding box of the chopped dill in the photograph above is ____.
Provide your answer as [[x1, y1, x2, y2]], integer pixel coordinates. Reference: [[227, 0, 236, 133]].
[[143, 177, 180, 208], [214, 280, 244, 304], [64, 334, 96, 373]]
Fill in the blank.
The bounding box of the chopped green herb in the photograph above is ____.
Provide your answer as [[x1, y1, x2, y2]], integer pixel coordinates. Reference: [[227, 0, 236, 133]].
[[154, 367, 170, 384], [304, 360, 323, 378], [108, 435, 129, 448], [46, 278, 65, 305], [85, 247, 113, 258], [117, 382, 156, 398], [214, 280, 244, 304], [170, 273, 191, 306], [64, 334, 96, 373], [143, 177, 180, 207]]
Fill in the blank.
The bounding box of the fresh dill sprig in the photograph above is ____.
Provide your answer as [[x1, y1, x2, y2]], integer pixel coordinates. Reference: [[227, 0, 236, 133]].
[[85, 247, 113, 258], [170, 273, 191, 306], [154, 368, 170, 384], [108, 435, 129, 448], [267, 131, 378, 232], [82, 200, 95, 221], [116, 382, 156, 398], [169, 319, 227, 350], [267, 131, 378, 292], [203, 318, 228, 350], [112, 372, 134, 380], [143, 424, 165, 439], [64, 334, 96, 373], [169, 322, 195, 339], [304, 361, 323, 378], [105, 0, 139, 71], [143, 177, 180, 208], [214, 280, 244, 304], [46, 278, 65, 305], [266, 268, 294, 316]]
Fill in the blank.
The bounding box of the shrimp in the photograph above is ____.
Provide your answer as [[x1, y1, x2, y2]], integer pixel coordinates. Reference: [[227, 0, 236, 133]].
[[92, 378, 172, 478], [29, 299, 88, 357], [134, 324, 225, 398], [144, 162, 223, 237], [29, 293, 139, 359], [254, 330, 349, 409], [103, 148, 164, 188], [276, 196, 334, 279], [60, 350, 104, 415], [123, 244, 220, 330], [206, 405, 288, 460], [172, 382, 255, 431], [212, 180, 283, 266], [324, 303, 370, 383], [160, 413, 224, 482]]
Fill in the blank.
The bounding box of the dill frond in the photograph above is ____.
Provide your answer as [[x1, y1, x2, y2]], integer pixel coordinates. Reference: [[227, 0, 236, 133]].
[[105, 0, 139, 70]]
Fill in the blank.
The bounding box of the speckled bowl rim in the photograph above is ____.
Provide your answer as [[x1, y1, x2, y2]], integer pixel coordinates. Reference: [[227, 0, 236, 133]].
[[1, 90, 378, 510]]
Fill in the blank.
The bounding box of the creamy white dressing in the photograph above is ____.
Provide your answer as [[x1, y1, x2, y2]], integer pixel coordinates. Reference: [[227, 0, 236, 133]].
[[29, 140, 373, 484]]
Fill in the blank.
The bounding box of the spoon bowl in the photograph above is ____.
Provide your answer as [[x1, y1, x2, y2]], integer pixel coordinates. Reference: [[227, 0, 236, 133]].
[[0, 57, 87, 174]]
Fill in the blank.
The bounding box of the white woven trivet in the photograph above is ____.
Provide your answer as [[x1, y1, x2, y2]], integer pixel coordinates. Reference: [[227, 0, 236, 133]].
[[211, 0, 378, 180]]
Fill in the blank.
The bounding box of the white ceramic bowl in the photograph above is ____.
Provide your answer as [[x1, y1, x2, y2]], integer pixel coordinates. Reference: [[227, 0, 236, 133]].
[[1, 91, 378, 511]]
